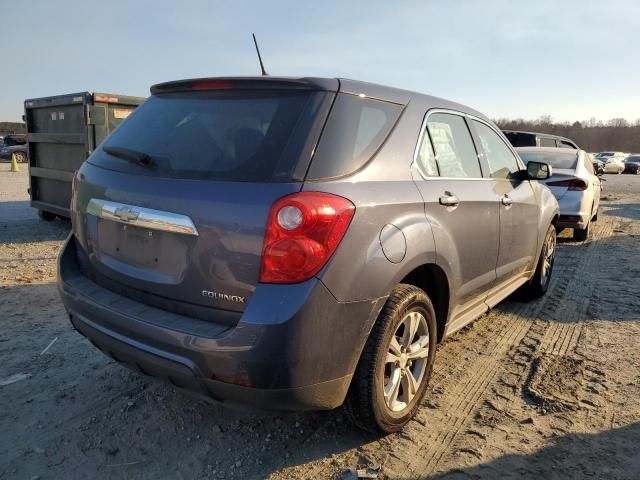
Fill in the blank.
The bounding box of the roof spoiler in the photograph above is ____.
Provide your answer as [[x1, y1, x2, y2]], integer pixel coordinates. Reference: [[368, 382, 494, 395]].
[[150, 77, 338, 95]]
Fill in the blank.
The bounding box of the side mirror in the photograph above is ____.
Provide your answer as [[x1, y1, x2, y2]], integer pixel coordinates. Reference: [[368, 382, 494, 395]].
[[526, 161, 552, 180]]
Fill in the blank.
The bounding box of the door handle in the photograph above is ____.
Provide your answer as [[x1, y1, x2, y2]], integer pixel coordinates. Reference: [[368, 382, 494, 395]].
[[439, 194, 460, 207], [501, 195, 513, 206]]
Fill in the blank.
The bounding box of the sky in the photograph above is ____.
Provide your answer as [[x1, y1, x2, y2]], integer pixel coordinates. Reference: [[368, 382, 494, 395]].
[[1, 0, 639, 123]]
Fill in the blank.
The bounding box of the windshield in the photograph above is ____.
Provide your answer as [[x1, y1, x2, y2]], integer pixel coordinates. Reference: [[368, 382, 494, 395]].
[[626, 156, 640, 162], [596, 152, 613, 157], [92, 90, 323, 182], [517, 150, 579, 170]]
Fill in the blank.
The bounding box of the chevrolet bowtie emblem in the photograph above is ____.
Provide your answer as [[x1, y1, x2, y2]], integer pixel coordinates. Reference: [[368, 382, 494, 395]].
[[113, 206, 140, 222]]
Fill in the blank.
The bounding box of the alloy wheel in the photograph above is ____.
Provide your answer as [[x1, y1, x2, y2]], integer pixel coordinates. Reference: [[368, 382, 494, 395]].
[[541, 231, 556, 287], [383, 310, 430, 412]]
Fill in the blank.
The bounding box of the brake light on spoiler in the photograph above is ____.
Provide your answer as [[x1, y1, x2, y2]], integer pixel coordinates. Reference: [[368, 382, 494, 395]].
[[150, 78, 320, 95]]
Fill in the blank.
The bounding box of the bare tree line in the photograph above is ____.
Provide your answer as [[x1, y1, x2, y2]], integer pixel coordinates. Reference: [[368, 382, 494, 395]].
[[0, 122, 26, 137], [495, 116, 640, 153], [3, 117, 640, 154]]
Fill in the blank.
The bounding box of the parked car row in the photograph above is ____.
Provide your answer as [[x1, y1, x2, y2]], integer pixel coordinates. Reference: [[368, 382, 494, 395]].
[[595, 151, 627, 174], [0, 133, 28, 162], [592, 151, 640, 174], [500, 132, 638, 176]]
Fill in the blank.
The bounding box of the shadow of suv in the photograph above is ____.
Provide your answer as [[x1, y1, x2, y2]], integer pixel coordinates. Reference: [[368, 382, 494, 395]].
[[58, 77, 559, 433]]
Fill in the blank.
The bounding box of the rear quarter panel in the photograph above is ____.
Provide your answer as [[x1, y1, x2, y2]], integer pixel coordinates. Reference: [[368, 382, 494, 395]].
[[532, 181, 560, 261], [304, 104, 437, 303]]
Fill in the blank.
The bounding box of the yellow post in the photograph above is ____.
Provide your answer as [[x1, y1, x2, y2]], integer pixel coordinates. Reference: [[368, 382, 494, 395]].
[[10, 153, 20, 172]]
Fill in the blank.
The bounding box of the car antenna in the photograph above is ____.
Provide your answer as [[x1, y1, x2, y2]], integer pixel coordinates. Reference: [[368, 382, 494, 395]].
[[252, 33, 268, 76]]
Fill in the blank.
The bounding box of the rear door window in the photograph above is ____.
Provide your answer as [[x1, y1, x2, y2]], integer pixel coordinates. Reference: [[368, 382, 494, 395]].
[[426, 113, 482, 178], [91, 90, 325, 182], [472, 121, 521, 179], [306, 94, 402, 179]]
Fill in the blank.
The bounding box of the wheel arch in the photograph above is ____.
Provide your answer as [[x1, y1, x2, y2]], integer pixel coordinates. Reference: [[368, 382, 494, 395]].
[[398, 263, 450, 343]]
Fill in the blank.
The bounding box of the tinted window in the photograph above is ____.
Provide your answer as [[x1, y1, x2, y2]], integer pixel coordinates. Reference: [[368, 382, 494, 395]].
[[517, 150, 579, 170], [539, 137, 557, 147], [503, 132, 536, 147], [472, 121, 520, 179], [308, 94, 402, 179], [4, 135, 26, 146], [426, 113, 481, 178], [94, 90, 319, 182]]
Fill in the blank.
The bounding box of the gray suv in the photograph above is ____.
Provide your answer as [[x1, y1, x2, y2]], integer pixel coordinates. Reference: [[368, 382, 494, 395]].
[[58, 77, 559, 433]]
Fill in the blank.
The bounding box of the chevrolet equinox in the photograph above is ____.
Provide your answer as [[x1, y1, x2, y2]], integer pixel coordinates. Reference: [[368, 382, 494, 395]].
[[58, 77, 559, 433]]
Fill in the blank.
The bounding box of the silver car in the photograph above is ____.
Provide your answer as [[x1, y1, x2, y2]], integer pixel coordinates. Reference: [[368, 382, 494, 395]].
[[596, 151, 627, 174], [517, 147, 601, 241]]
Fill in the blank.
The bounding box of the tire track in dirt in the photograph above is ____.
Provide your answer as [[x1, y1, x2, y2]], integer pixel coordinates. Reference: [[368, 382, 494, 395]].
[[392, 227, 596, 477], [538, 216, 614, 357], [423, 213, 618, 475]]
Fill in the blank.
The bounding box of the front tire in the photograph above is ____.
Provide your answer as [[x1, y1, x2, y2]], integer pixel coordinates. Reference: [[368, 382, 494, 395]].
[[14, 151, 27, 163], [520, 224, 556, 300], [344, 284, 437, 434]]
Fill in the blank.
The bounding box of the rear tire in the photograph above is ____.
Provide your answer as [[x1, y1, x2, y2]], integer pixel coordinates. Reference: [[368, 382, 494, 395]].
[[344, 284, 437, 434], [37, 210, 56, 221], [14, 151, 27, 163], [520, 224, 556, 300], [573, 222, 589, 241]]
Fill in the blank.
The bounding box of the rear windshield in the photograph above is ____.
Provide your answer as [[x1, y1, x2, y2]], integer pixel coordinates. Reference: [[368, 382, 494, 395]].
[[90, 90, 323, 182], [626, 156, 640, 162], [517, 150, 579, 170]]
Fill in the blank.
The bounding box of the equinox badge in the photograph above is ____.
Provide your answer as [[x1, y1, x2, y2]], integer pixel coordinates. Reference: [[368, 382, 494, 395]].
[[202, 290, 246, 304]]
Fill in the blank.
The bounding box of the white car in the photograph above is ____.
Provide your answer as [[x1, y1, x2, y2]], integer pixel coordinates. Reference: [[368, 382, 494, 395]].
[[517, 147, 601, 241], [595, 151, 627, 174]]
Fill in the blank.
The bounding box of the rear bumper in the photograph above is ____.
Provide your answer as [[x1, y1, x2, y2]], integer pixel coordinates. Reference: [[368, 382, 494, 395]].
[[58, 235, 384, 411], [557, 214, 589, 229], [556, 194, 593, 229]]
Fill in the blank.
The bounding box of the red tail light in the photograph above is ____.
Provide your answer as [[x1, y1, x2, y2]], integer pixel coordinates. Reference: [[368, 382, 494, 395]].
[[259, 192, 355, 284], [547, 178, 588, 191]]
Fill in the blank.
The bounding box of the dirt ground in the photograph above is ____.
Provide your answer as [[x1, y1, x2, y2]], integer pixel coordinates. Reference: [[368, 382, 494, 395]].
[[1, 164, 640, 480]]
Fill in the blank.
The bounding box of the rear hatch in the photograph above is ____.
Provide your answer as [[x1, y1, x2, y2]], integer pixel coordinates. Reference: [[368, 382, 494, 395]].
[[72, 79, 336, 321]]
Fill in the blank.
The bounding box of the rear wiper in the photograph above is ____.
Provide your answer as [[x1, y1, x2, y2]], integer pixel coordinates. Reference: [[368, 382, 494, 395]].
[[102, 146, 156, 169]]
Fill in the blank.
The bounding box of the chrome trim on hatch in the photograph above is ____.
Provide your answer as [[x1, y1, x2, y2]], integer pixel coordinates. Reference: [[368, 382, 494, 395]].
[[86, 199, 199, 236]]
